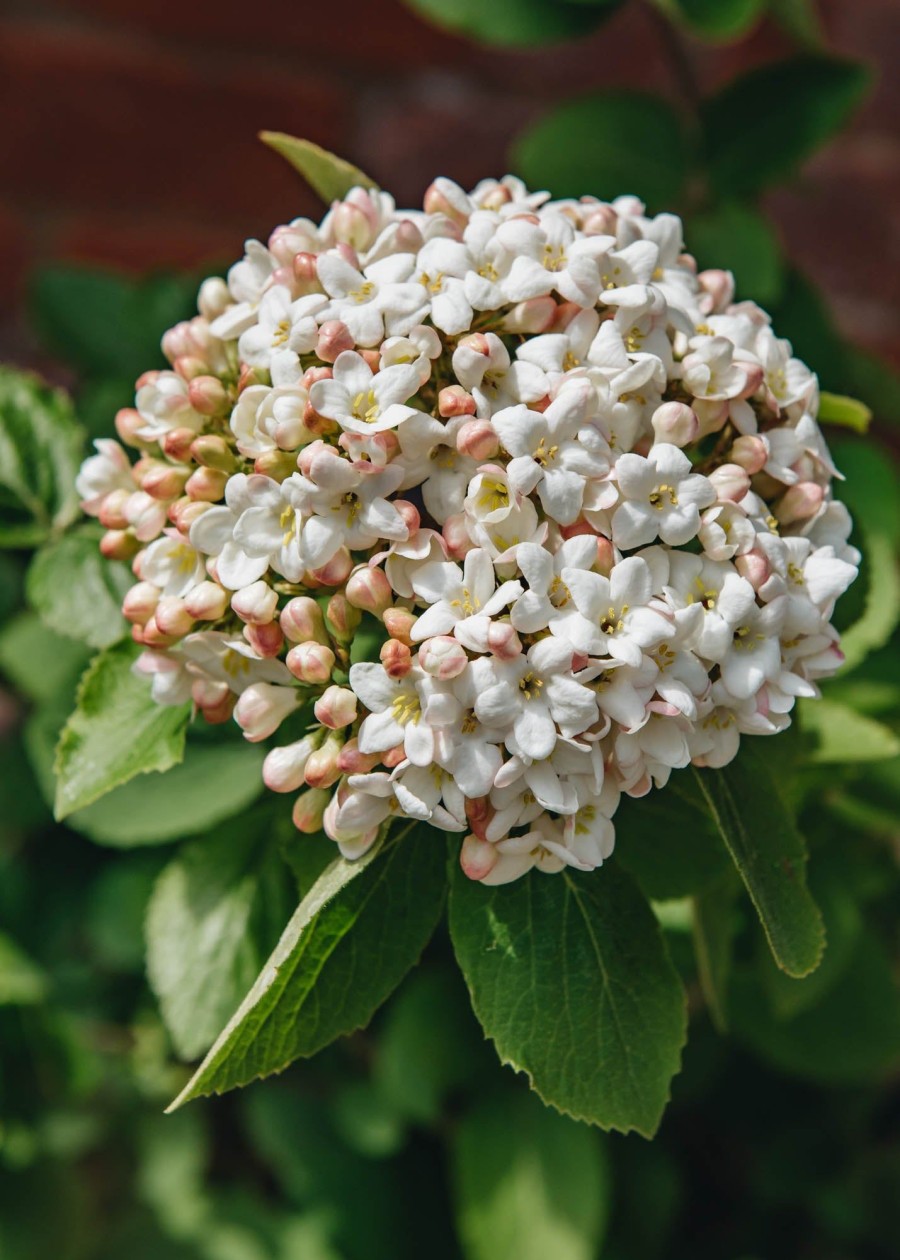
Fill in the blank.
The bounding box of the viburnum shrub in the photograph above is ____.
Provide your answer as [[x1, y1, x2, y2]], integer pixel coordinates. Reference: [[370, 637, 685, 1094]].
[[61, 138, 861, 1132]]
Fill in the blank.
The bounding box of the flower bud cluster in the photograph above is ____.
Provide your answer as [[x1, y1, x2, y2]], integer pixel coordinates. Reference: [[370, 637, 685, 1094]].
[[78, 175, 859, 885]]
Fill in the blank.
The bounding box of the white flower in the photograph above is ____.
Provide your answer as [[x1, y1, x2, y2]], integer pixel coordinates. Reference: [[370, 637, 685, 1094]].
[[463, 466, 541, 558], [562, 555, 672, 667], [452, 332, 547, 416], [76, 439, 133, 513], [237, 289, 327, 386], [612, 444, 715, 548], [140, 533, 206, 597], [350, 662, 439, 767], [409, 548, 522, 641], [316, 251, 426, 346], [310, 350, 423, 435], [231, 384, 309, 458], [135, 371, 201, 440], [663, 553, 757, 662]]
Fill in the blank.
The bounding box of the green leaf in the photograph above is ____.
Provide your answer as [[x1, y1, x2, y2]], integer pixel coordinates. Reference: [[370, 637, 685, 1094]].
[[799, 698, 900, 764], [448, 862, 687, 1136], [512, 93, 687, 209], [260, 133, 377, 202], [168, 829, 447, 1108], [0, 612, 90, 705], [615, 783, 729, 900], [401, 0, 623, 47], [147, 821, 289, 1059], [662, 0, 764, 41], [452, 1088, 610, 1260], [817, 391, 872, 433], [692, 870, 741, 1031], [0, 367, 84, 547], [67, 740, 265, 846], [702, 57, 870, 198], [27, 526, 131, 649], [54, 641, 190, 820], [0, 932, 49, 1005], [842, 344, 900, 426], [692, 750, 825, 978], [688, 203, 784, 305], [770, 0, 825, 48]]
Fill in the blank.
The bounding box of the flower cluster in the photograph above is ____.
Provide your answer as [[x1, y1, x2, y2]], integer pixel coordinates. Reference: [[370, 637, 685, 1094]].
[[77, 175, 858, 885]]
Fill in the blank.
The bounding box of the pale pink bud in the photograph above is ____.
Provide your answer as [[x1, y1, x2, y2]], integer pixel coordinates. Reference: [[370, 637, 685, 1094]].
[[197, 687, 235, 725], [730, 435, 768, 475], [154, 595, 194, 638], [234, 683, 300, 742], [325, 593, 362, 641], [775, 481, 825, 526], [382, 744, 406, 769], [651, 402, 698, 448], [231, 580, 278, 625], [333, 242, 360, 269], [596, 536, 616, 576], [332, 201, 374, 251], [503, 296, 557, 335], [185, 467, 228, 502], [237, 364, 265, 393], [392, 500, 420, 534], [188, 375, 229, 417], [457, 331, 490, 359], [550, 302, 582, 332], [292, 787, 330, 833], [244, 621, 285, 658], [191, 434, 236, 472], [292, 251, 321, 294], [184, 581, 229, 621], [380, 638, 412, 679], [98, 488, 131, 529], [170, 499, 211, 533], [100, 529, 139, 561], [140, 616, 177, 647], [439, 385, 477, 418], [254, 450, 298, 482], [309, 548, 353, 588], [708, 463, 751, 504], [197, 277, 230, 320], [142, 463, 190, 500], [581, 205, 618, 236], [457, 418, 499, 460], [698, 268, 734, 311], [263, 736, 317, 793], [486, 621, 521, 660], [304, 734, 343, 789], [735, 549, 770, 590], [337, 738, 381, 774], [392, 219, 424, 253], [423, 178, 470, 227], [345, 565, 392, 615], [286, 641, 335, 684], [316, 320, 355, 364], [442, 513, 473, 560], [737, 362, 765, 399], [382, 606, 416, 646], [465, 794, 494, 840], [115, 408, 145, 448], [460, 834, 499, 881], [280, 597, 328, 644], [191, 677, 230, 709], [418, 635, 467, 680], [123, 581, 159, 625], [315, 685, 358, 730], [160, 427, 199, 462], [173, 354, 206, 381]]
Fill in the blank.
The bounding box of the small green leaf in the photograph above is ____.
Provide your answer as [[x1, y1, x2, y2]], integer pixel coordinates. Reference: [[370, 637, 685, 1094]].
[[54, 642, 190, 820], [692, 748, 825, 978], [770, 0, 825, 48], [449, 862, 687, 1136], [453, 1088, 610, 1260], [0, 613, 90, 705], [512, 93, 687, 209], [702, 57, 870, 198], [260, 133, 377, 202], [0, 932, 49, 1005], [0, 367, 84, 547], [615, 784, 729, 900], [168, 829, 447, 1108], [692, 870, 741, 1031], [147, 821, 289, 1060], [401, 0, 622, 47], [662, 0, 764, 41], [799, 698, 900, 764], [688, 203, 784, 305], [817, 391, 872, 433], [27, 526, 131, 649]]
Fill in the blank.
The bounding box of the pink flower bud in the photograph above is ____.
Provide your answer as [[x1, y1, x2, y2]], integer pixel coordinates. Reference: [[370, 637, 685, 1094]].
[[380, 638, 412, 679], [697, 269, 734, 312], [173, 354, 206, 381], [314, 685, 358, 730], [382, 606, 416, 646], [231, 580, 278, 625], [115, 408, 145, 448], [345, 565, 392, 615], [325, 593, 362, 641], [309, 548, 353, 588], [337, 738, 381, 774], [286, 641, 335, 684], [98, 488, 131, 529], [234, 683, 300, 742], [503, 296, 557, 335], [191, 677, 230, 709], [139, 616, 177, 647], [486, 621, 522, 660], [442, 513, 473, 560], [581, 205, 618, 236], [292, 787, 330, 833], [281, 596, 328, 644], [100, 529, 139, 561], [457, 418, 499, 460], [292, 251, 322, 294], [737, 361, 765, 399], [439, 385, 477, 418], [775, 481, 825, 526], [730, 435, 768, 474], [160, 427, 199, 462], [382, 744, 406, 769], [191, 434, 236, 472], [238, 364, 265, 393], [423, 178, 470, 227], [185, 467, 228, 502], [708, 463, 751, 504], [457, 331, 490, 359], [170, 499, 211, 534], [460, 834, 499, 881], [198, 689, 236, 725], [465, 795, 494, 840], [263, 736, 317, 793], [197, 277, 230, 320], [123, 581, 159, 625], [187, 375, 229, 417], [184, 580, 229, 621], [154, 595, 194, 638], [651, 402, 698, 448], [735, 549, 770, 590], [253, 450, 299, 482], [244, 621, 285, 658], [392, 499, 420, 534], [418, 635, 467, 680], [332, 201, 374, 251], [302, 400, 339, 439], [304, 734, 343, 789], [316, 320, 355, 364], [142, 463, 190, 501]]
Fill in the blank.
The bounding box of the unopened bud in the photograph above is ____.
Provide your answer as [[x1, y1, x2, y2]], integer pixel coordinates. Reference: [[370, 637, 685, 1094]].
[[730, 434, 768, 475], [315, 685, 358, 730], [651, 402, 698, 449], [263, 736, 317, 793], [231, 580, 278, 625], [393, 499, 420, 534], [316, 320, 355, 363], [123, 581, 159, 625], [234, 683, 300, 742], [171, 499, 211, 533], [325, 593, 362, 641], [380, 638, 412, 679], [382, 605, 416, 646], [191, 677, 230, 710], [345, 565, 393, 615], [304, 734, 343, 789], [309, 548, 353, 588], [100, 529, 139, 561], [286, 640, 335, 684], [423, 178, 470, 228], [115, 408, 146, 447], [191, 434, 237, 472], [244, 621, 285, 658], [460, 834, 499, 881], [198, 689, 236, 725], [293, 251, 321, 293], [443, 514, 473, 560], [142, 463, 190, 501], [439, 385, 477, 418], [337, 738, 381, 775], [735, 549, 770, 590], [581, 205, 618, 236], [184, 580, 229, 621], [280, 597, 328, 644], [457, 418, 499, 460], [698, 268, 734, 312], [188, 375, 230, 417], [419, 635, 467, 679], [197, 276, 230, 321], [154, 595, 194, 638], [140, 616, 178, 647], [708, 463, 751, 504], [161, 427, 199, 462], [503, 296, 557, 335], [292, 787, 330, 833], [173, 354, 206, 381], [185, 467, 228, 502], [98, 488, 131, 529], [254, 450, 298, 482], [595, 536, 616, 576], [382, 744, 406, 769], [486, 621, 521, 660], [774, 481, 825, 526]]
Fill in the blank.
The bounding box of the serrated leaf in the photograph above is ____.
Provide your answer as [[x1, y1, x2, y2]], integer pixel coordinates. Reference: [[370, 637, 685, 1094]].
[[512, 93, 687, 209], [615, 784, 728, 900], [0, 367, 84, 546], [799, 698, 900, 764], [702, 57, 870, 198], [27, 526, 131, 649], [448, 862, 687, 1136], [817, 391, 872, 433], [260, 133, 377, 202], [692, 749, 825, 978], [401, 0, 622, 47], [453, 1088, 610, 1260], [54, 641, 190, 820], [168, 829, 447, 1108], [688, 202, 784, 305], [692, 870, 741, 1031]]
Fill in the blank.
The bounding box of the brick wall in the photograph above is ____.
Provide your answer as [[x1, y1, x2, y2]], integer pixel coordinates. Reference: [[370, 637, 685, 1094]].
[[1, 0, 898, 370]]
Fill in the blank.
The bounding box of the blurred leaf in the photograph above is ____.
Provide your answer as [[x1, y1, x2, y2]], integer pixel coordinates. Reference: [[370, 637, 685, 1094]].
[[692, 869, 741, 1031], [0, 612, 89, 705], [27, 526, 131, 649], [771, 0, 825, 47], [770, 268, 845, 384], [169, 829, 447, 1108], [818, 391, 872, 433], [401, 0, 623, 47], [449, 862, 686, 1136], [261, 133, 377, 200], [86, 856, 162, 971], [512, 93, 687, 208], [0, 932, 48, 1005], [661, 0, 764, 41], [799, 698, 900, 763], [331, 1082, 406, 1159], [453, 1088, 610, 1260], [68, 740, 265, 847], [842, 345, 900, 427], [688, 202, 784, 305], [702, 57, 870, 198], [137, 1109, 210, 1241], [0, 367, 84, 547], [147, 821, 286, 1060], [54, 641, 190, 820], [693, 747, 825, 978], [615, 783, 729, 899]]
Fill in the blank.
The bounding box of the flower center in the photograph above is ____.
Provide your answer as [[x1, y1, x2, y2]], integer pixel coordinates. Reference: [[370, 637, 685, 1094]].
[[518, 671, 544, 700], [450, 586, 481, 616], [574, 804, 596, 835], [391, 692, 421, 725], [272, 318, 291, 347], [648, 483, 678, 510], [562, 350, 580, 372], [349, 280, 375, 304], [420, 271, 445, 294], [600, 605, 627, 635], [461, 710, 478, 734], [733, 624, 764, 651], [351, 390, 380, 424], [542, 243, 567, 272], [279, 505, 303, 547], [533, 437, 559, 467], [787, 562, 805, 585], [477, 479, 510, 513], [548, 575, 571, 609]]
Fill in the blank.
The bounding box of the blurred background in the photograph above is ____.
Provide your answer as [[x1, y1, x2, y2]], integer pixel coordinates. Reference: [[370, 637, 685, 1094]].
[[2, 3, 900, 1260]]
